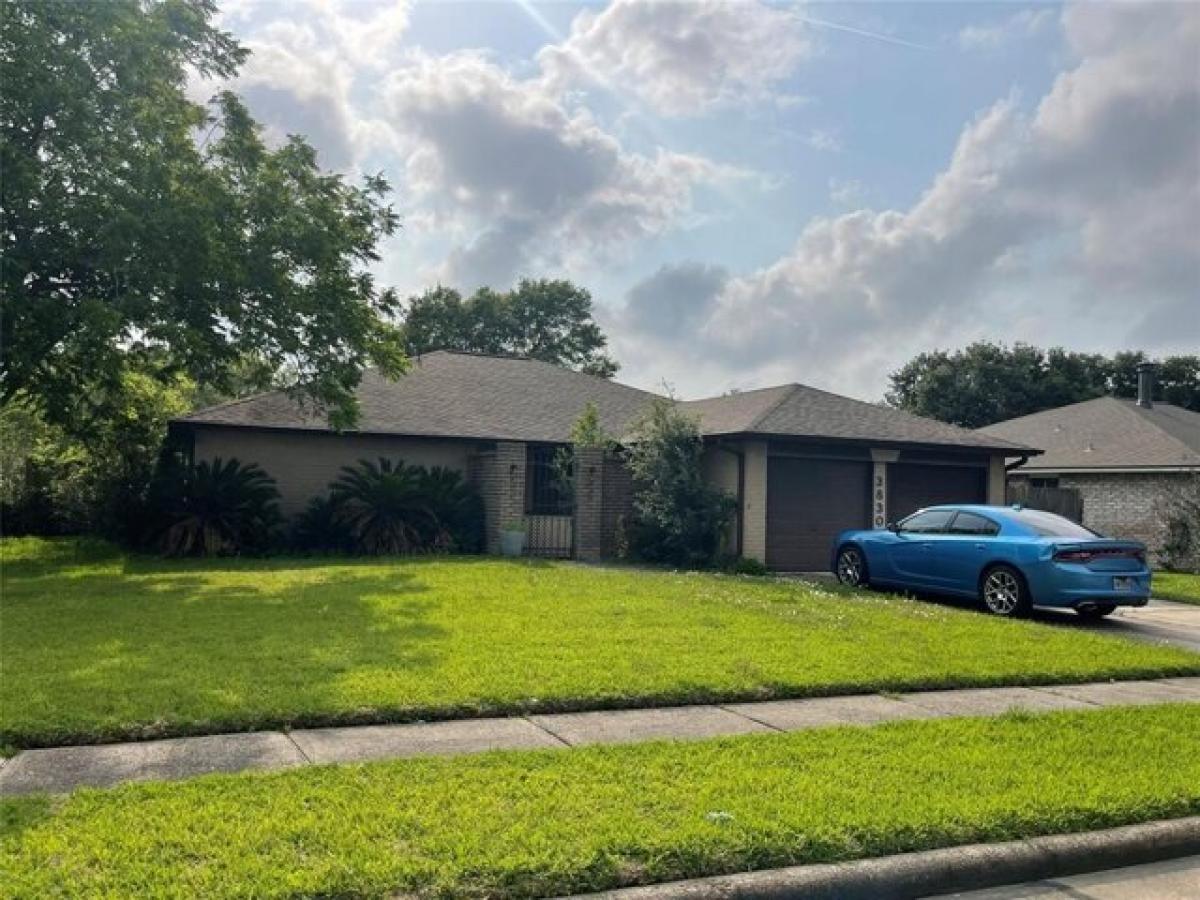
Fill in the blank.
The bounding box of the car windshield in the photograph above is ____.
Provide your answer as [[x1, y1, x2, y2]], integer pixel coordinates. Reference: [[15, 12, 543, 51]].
[[1008, 508, 1101, 538]]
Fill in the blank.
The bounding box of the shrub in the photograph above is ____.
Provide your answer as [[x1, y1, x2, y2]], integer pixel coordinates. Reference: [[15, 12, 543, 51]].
[[1160, 474, 1200, 572], [328, 459, 484, 555], [417, 466, 485, 553], [624, 399, 735, 568], [722, 556, 769, 576], [290, 495, 355, 554], [150, 458, 281, 556]]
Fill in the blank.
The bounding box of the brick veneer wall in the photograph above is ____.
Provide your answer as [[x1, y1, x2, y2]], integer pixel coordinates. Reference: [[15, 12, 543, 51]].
[[600, 451, 633, 558], [573, 447, 634, 561], [1053, 471, 1190, 560], [468, 441, 527, 554]]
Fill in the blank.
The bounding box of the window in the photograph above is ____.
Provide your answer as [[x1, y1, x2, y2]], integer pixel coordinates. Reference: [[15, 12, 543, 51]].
[[897, 509, 956, 534], [525, 444, 573, 516], [1030, 477, 1060, 489], [1009, 508, 1100, 538], [948, 511, 1000, 536]]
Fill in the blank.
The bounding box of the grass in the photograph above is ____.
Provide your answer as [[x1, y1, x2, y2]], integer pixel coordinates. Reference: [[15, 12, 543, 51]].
[[1155, 571, 1200, 605], [2, 705, 1199, 898], [3, 536, 1198, 750]]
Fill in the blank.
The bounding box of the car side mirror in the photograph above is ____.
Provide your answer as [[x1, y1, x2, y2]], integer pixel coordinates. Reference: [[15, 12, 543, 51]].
[[886, 521, 899, 533]]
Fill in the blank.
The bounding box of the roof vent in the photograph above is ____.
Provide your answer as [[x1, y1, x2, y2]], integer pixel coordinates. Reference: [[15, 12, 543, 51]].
[[1136, 362, 1157, 409]]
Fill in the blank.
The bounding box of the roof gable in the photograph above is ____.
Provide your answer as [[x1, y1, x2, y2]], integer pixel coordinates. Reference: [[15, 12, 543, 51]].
[[979, 396, 1200, 470]]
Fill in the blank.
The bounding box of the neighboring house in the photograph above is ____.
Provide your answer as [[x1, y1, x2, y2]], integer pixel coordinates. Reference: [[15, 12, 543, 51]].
[[979, 363, 1200, 556], [173, 351, 1031, 570]]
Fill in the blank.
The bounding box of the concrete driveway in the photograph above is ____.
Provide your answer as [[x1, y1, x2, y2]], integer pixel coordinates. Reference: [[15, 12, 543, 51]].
[[1034, 598, 1200, 653]]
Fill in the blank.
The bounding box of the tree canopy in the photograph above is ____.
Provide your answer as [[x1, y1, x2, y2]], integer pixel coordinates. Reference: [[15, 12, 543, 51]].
[[402, 279, 619, 377], [886, 343, 1200, 428], [1, 0, 405, 431]]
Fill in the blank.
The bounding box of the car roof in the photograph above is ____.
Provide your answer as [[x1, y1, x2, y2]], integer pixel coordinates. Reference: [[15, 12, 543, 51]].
[[912, 504, 1015, 519]]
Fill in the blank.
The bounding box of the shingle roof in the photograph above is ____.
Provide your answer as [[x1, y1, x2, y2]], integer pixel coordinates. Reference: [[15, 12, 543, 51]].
[[178, 351, 659, 444], [178, 351, 1033, 453], [978, 397, 1200, 470], [678, 383, 1032, 453]]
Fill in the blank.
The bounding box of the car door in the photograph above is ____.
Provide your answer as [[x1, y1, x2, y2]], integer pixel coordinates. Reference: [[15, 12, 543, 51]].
[[937, 511, 1002, 595], [887, 509, 957, 585]]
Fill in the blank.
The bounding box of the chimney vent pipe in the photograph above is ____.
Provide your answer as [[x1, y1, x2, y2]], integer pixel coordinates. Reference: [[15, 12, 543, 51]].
[[1136, 362, 1157, 409]]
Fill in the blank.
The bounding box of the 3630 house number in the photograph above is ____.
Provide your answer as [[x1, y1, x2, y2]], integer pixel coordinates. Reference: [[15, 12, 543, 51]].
[[873, 471, 887, 528]]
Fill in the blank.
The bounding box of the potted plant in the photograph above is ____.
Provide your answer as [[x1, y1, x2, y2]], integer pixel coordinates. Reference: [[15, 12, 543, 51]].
[[499, 518, 527, 557]]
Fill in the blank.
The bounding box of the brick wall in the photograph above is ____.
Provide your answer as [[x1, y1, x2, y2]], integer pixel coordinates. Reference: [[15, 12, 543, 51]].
[[600, 451, 633, 558], [1054, 471, 1189, 559], [573, 447, 634, 560], [573, 447, 605, 560], [468, 441, 526, 553]]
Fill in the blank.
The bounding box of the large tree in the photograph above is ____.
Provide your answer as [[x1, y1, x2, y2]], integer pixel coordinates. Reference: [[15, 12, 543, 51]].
[[402, 279, 619, 377], [1, 0, 405, 431], [886, 342, 1200, 427]]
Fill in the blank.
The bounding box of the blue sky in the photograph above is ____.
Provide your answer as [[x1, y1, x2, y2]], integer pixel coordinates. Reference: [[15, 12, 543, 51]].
[[205, 0, 1199, 400]]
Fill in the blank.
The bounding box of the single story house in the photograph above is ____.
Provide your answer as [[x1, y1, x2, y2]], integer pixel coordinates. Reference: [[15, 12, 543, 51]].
[[174, 351, 1032, 570], [979, 363, 1200, 555]]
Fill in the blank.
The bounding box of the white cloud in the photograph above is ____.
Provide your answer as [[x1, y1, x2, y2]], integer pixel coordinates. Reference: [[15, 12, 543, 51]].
[[382, 51, 739, 288], [538, 0, 811, 117], [804, 128, 842, 152], [958, 7, 1054, 50], [617, 1, 1200, 399], [828, 177, 866, 207]]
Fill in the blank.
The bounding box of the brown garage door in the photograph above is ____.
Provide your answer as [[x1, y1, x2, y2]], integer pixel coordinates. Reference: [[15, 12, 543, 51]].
[[888, 464, 986, 522], [766, 458, 871, 571]]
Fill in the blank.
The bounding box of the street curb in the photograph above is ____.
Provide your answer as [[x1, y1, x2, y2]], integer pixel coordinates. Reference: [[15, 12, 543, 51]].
[[568, 817, 1200, 899]]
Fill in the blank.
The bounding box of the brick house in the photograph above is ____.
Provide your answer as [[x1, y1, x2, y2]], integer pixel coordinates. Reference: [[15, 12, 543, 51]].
[[979, 364, 1200, 557], [174, 351, 1029, 570]]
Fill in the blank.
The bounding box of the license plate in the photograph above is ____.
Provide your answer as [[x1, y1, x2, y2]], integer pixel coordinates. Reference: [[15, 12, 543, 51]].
[[1113, 576, 1134, 592]]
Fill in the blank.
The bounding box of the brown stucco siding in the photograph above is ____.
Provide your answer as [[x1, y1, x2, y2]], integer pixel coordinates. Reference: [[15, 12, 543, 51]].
[[190, 426, 476, 516]]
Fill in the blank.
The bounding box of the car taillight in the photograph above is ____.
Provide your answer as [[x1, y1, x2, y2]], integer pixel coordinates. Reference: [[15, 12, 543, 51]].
[[1054, 549, 1093, 562]]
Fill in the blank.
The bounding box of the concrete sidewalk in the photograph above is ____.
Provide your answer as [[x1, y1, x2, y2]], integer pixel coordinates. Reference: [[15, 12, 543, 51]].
[[2, 678, 1197, 796]]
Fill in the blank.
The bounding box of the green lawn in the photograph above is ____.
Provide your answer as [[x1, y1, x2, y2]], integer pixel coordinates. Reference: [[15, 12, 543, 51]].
[[1155, 571, 1200, 605], [3, 705, 1198, 898], [3, 537, 1198, 750]]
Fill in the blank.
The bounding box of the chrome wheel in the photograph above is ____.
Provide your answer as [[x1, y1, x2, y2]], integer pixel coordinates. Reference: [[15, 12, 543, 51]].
[[982, 568, 1021, 616], [836, 547, 865, 586]]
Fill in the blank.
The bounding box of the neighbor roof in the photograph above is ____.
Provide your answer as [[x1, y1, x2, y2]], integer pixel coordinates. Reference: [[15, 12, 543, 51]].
[[679, 383, 1031, 453], [178, 351, 659, 444], [978, 397, 1200, 470], [178, 351, 1034, 453]]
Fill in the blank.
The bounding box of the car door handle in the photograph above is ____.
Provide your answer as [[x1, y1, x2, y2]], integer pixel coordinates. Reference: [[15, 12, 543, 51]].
[[974, 543, 986, 550]]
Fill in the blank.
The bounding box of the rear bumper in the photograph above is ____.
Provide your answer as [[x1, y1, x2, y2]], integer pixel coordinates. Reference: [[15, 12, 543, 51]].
[[1026, 565, 1152, 609]]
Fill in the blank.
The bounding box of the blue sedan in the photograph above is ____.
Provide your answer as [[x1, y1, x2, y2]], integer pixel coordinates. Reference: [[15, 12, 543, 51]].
[[831, 505, 1151, 618]]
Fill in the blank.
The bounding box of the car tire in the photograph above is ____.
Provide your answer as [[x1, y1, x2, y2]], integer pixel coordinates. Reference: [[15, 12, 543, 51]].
[[1076, 604, 1117, 620], [835, 545, 869, 588], [979, 564, 1031, 618]]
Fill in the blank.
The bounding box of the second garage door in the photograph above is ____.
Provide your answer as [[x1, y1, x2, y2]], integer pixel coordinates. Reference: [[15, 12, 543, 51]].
[[888, 463, 987, 522], [766, 457, 871, 571]]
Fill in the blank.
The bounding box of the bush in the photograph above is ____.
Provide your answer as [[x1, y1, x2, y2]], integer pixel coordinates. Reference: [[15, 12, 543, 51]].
[[1160, 474, 1200, 572], [722, 556, 769, 576], [290, 495, 355, 555], [150, 458, 282, 556], [625, 399, 735, 569], [326, 459, 484, 555]]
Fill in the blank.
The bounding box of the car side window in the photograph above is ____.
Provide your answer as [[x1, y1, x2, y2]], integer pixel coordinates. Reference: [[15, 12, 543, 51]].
[[897, 510, 956, 534], [948, 511, 999, 536]]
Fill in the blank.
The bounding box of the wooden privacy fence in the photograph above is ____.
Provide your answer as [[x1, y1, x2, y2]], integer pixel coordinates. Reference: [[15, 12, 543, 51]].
[[1007, 483, 1084, 523]]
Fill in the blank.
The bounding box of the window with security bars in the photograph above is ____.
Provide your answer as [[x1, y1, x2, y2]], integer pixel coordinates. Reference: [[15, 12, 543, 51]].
[[526, 444, 573, 515]]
